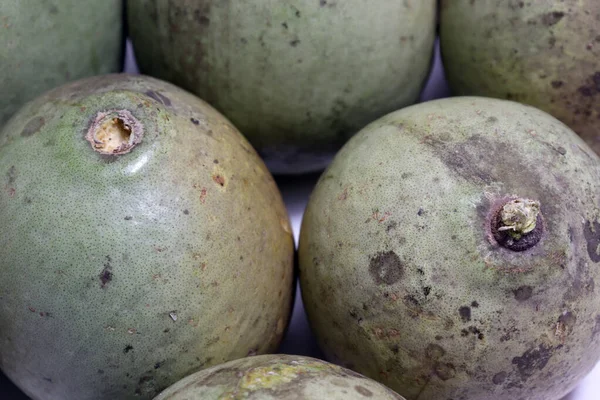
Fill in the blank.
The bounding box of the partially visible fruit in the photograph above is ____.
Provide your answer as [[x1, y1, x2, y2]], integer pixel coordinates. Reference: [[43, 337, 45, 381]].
[[154, 354, 406, 400], [128, 0, 436, 174], [440, 0, 600, 154], [0, 0, 124, 127]]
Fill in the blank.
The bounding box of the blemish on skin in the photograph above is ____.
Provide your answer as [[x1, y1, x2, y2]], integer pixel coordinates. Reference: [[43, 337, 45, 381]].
[[99, 256, 113, 288], [190, 117, 200, 125], [355, 385, 373, 397], [434, 362, 456, 381], [512, 344, 554, 381], [369, 251, 404, 285], [513, 285, 533, 301], [212, 174, 225, 186], [20, 116, 45, 137], [459, 306, 471, 322], [582, 220, 600, 262], [145, 90, 172, 106], [123, 345, 133, 353], [493, 371, 507, 385]]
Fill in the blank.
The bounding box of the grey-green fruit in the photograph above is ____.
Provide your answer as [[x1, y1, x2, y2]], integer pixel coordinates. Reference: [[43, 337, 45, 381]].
[[298, 97, 600, 400], [0, 0, 124, 127], [0, 74, 294, 400], [127, 0, 436, 174], [440, 0, 600, 155], [154, 354, 406, 400]]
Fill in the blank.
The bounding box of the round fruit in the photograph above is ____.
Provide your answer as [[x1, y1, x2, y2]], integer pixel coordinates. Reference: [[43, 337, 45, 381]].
[[0, 0, 124, 127], [440, 0, 600, 155], [127, 0, 436, 174], [298, 97, 600, 400], [0, 74, 294, 400], [154, 354, 405, 399]]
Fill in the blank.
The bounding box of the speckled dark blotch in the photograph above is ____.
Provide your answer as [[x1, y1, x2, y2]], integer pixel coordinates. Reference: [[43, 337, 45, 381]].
[[20, 116, 45, 137], [513, 286, 533, 301], [369, 251, 404, 285], [583, 220, 600, 262], [511, 344, 554, 381], [459, 306, 471, 322], [492, 371, 507, 385]]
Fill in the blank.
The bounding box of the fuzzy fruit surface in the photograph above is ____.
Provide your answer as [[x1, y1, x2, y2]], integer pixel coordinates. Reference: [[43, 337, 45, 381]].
[[127, 0, 436, 174], [0, 0, 124, 127], [154, 354, 405, 400], [440, 0, 600, 155], [0, 74, 294, 400], [298, 97, 600, 400]]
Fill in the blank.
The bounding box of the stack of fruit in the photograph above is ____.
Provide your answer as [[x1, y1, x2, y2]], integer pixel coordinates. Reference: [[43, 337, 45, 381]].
[[1, 1, 599, 399]]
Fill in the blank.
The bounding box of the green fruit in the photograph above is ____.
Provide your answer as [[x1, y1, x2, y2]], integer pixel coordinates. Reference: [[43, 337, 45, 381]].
[[440, 0, 600, 155], [127, 0, 436, 174], [154, 354, 405, 399], [0, 74, 294, 400], [0, 0, 124, 127], [298, 97, 600, 400]]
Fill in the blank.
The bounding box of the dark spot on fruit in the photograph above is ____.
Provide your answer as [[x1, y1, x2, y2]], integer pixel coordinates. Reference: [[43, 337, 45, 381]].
[[355, 385, 373, 397], [369, 251, 404, 285], [290, 39, 301, 47], [98, 369, 104, 374], [282, 22, 288, 29], [154, 361, 162, 369], [551, 80, 563, 88], [583, 220, 600, 262], [43, 377, 52, 383], [558, 311, 577, 329], [145, 90, 171, 106], [592, 316, 600, 338], [511, 344, 554, 381], [513, 286, 533, 301], [99, 256, 113, 288], [426, 344, 446, 360], [21, 116, 45, 137], [190, 118, 200, 125], [541, 11, 565, 26], [193, 10, 210, 26], [471, 301, 479, 308], [123, 345, 133, 353], [183, 209, 189, 215], [423, 286, 431, 296], [213, 159, 219, 164], [6, 166, 16, 184], [417, 208, 424, 216], [493, 371, 507, 385], [124, 216, 133, 220], [213, 174, 225, 186], [386, 221, 398, 232], [459, 306, 471, 322], [434, 362, 456, 381]]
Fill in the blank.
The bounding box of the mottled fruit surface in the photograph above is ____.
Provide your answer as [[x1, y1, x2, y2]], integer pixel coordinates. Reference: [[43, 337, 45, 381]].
[[0, 0, 124, 127], [299, 97, 600, 400], [154, 354, 405, 400], [128, 0, 436, 174], [0, 74, 294, 400], [440, 0, 600, 154]]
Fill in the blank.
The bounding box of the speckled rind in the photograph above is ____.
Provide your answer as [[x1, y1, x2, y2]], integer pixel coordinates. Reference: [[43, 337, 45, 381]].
[[0, 0, 124, 127], [154, 354, 406, 400], [440, 0, 600, 155], [298, 97, 600, 400], [127, 0, 436, 174], [0, 74, 294, 400]]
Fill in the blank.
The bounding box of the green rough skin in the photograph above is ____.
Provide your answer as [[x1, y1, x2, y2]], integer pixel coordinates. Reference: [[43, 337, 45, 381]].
[[0, 74, 294, 400], [127, 0, 436, 174], [0, 0, 124, 127], [154, 354, 406, 400], [298, 97, 600, 400], [440, 0, 600, 155]]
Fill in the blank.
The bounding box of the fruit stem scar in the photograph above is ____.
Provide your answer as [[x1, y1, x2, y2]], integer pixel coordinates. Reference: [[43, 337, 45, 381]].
[[491, 197, 544, 252], [497, 199, 540, 240], [86, 110, 143, 155]]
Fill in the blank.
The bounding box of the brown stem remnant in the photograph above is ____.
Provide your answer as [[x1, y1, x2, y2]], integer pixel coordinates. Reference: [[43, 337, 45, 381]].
[[491, 197, 544, 251], [86, 110, 143, 155]]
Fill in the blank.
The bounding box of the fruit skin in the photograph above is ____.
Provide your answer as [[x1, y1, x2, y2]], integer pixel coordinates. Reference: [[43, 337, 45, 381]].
[[298, 97, 600, 400], [0, 74, 294, 400], [440, 0, 600, 155], [127, 0, 436, 174], [0, 0, 124, 127], [153, 354, 405, 400]]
